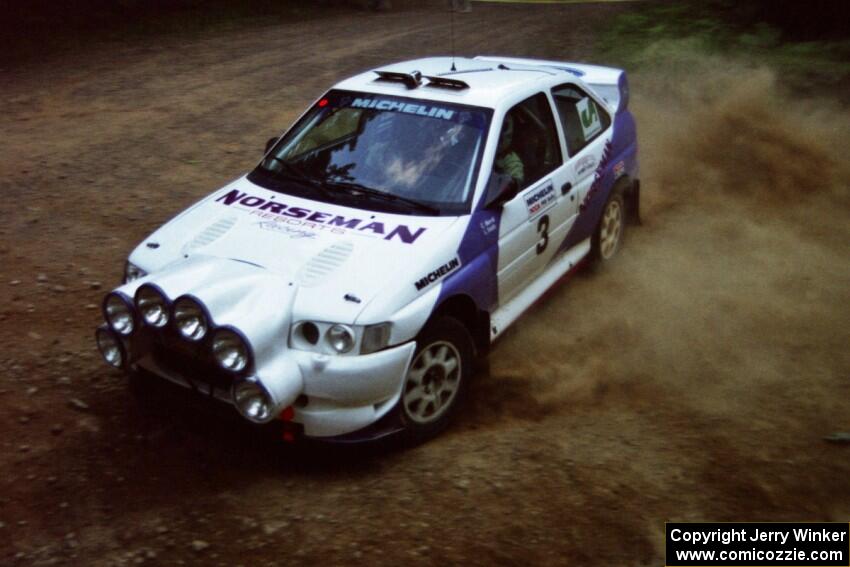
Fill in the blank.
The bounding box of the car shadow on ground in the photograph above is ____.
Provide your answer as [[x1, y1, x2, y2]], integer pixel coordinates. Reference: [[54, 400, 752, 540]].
[[121, 374, 410, 464]]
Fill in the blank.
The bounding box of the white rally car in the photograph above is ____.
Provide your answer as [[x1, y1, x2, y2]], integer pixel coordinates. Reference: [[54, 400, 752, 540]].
[[95, 56, 639, 443]]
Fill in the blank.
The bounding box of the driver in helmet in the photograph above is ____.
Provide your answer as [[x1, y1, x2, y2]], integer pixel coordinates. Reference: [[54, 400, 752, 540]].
[[494, 113, 524, 187]]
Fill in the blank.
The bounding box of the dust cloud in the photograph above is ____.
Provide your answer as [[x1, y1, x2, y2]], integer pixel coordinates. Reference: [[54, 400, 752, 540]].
[[476, 52, 850, 430]]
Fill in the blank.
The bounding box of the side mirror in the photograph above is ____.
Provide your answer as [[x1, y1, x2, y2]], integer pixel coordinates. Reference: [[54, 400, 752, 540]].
[[265, 136, 279, 154], [484, 172, 518, 209]]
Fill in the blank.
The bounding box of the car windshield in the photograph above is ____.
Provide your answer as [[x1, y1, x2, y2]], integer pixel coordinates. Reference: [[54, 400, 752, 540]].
[[249, 90, 491, 216]]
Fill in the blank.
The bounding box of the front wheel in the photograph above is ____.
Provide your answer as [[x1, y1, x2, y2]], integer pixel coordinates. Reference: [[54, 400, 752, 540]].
[[399, 316, 473, 443]]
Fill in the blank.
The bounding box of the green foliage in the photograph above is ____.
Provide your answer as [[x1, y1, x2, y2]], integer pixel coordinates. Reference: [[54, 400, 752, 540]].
[[597, 0, 850, 89]]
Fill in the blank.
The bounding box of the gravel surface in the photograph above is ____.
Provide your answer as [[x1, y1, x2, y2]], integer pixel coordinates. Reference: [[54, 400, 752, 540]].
[[1, 2, 849, 565]]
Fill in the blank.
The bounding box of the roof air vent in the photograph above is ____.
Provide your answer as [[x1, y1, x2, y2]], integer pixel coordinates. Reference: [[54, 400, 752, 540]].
[[424, 76, 469, 91], [374, 70, 423, 89]]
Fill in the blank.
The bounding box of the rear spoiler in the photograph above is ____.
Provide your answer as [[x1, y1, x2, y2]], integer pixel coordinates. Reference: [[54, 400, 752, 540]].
[[474, 55, 630, 113]]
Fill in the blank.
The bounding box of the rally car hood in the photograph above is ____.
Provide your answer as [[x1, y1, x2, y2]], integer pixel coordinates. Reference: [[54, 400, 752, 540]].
[[128, 177, 463, 323]]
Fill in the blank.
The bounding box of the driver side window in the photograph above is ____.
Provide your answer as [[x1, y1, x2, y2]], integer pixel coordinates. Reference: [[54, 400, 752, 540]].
[[493, 93, 562, 191]]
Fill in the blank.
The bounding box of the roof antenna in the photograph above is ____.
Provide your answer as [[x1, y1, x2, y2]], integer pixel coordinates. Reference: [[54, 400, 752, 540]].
[[450, 4, 457, 72]]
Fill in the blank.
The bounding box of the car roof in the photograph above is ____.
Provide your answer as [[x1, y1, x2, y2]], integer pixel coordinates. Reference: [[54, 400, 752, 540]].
[[332, 57, 569, 109]]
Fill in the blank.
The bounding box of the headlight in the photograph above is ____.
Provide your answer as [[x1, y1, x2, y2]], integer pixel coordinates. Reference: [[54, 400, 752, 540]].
[[297, 321, 320, 345], [232, 377, 274, 423], [326, 324, 355, 354], [103, 292, 135, 336], [212, 327, 251, 373], [123, 262, 147, 284], [172, 296, 208, 341], [135, 284, 169, 328], [95, 327, 125, 368], [290, 321, 393, 355]]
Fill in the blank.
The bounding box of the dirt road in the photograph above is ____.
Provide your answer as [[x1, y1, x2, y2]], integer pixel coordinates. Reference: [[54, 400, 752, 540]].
[[1, 3, 848, 565]]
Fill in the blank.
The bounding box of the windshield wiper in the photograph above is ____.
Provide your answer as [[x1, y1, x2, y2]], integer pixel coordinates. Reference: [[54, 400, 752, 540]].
[[322, 179, 441, 215], [265, 157, 332, 200]]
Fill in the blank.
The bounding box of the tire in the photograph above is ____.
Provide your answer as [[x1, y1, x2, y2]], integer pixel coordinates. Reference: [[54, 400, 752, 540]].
[[399, 316, 473, 443], [590, 188, 626, 265]]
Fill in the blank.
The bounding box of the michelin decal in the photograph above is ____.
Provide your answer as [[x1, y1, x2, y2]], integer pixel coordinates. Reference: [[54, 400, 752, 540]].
[[351, 98, 455, 120], [524, 181, 556, 219], [414, 257, 461, 291]]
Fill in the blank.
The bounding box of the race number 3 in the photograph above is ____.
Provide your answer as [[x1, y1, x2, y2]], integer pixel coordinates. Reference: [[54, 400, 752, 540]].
[[536, 214, 549, 255]]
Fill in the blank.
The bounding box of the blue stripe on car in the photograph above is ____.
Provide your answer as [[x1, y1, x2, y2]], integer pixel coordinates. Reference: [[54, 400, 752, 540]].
[[435, 208, 502, 313]]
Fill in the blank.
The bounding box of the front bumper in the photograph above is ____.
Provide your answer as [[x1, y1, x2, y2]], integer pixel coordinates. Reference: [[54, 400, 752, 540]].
[[288, 343, 416, 437], [134, 340, 416, 439], [95, 257, 418, 442]]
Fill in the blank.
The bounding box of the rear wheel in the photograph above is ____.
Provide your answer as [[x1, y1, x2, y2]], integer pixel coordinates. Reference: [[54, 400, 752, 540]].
[[591, 189, 625, 264], [400, 316, 473, 443]]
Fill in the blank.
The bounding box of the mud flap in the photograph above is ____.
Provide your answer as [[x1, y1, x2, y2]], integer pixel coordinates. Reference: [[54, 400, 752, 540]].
[[627, 180, 641, 226]]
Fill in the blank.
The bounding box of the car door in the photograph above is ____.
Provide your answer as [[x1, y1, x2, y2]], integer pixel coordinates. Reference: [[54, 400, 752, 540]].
[[494, 92, 572, 303], [550, 82, 613, 242]]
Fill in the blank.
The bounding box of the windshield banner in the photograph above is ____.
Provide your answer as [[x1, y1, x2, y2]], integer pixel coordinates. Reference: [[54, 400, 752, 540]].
[[350, 98, 456, 120]]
